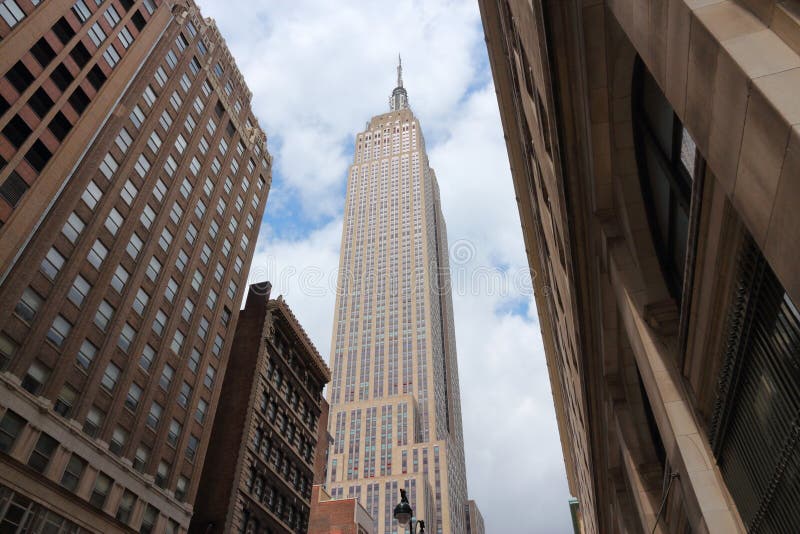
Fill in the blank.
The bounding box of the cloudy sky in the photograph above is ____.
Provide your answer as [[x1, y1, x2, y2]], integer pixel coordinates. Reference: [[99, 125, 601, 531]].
[[196, 0, 573, 531]]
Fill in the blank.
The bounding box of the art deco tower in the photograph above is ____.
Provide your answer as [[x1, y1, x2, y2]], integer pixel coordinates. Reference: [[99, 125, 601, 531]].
[[326, 59, 468, 534]]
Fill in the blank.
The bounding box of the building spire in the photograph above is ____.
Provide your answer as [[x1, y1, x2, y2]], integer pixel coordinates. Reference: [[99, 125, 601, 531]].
[[397, 54, 403, 88], [390, 54, 409, 111]]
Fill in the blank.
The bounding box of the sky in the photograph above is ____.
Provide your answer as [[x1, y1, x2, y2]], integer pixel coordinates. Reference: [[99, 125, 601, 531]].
[[195, 1, 573, 531]]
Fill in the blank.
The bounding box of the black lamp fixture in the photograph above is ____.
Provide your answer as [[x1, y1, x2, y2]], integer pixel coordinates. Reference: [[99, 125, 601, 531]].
[[393, 489, 425, 533]]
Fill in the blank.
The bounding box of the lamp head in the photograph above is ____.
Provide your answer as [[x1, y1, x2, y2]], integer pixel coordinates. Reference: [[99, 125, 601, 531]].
[[393, 489, 413, 526]]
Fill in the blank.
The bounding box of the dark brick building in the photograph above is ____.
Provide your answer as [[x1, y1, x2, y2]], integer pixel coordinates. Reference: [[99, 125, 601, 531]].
[[191, 282, 331, 534], [0, 0, 270, 531]]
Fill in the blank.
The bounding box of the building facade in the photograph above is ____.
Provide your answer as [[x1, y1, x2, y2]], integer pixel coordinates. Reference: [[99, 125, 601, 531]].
[[465, 499, 484, 534], [325, 62, 469, 534], [0, 0, 271, 531], [191, 282, 331, 534], [308, 485, 375, 534], [479, 0, 800, 532]]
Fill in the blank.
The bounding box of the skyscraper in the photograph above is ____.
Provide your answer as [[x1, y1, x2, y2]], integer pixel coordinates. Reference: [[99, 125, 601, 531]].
[[0, 0, 270, 531], [326, 60, 469, 534]]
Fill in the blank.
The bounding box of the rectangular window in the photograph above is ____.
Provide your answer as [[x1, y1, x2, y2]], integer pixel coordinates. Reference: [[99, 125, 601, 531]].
[[21, 361, 50, 395], [111, 265, 129, 293], [118, 27, 133, 49], [76, 339, 97, 370], [40, 247, 65, 280], [27, 432, 58, 473], [152, 309, 167, 336], [103, 43, 121, 67], [133, 445, 149, 473], [116, 490, 136, 524], [47, 315, 72, 347], [120, 180, 138, 207], [82, 180, 103, 210], [130, 105, 145, 128], [0, 0, 25, 28], [60, 454, 86, 492], [147, 401, 162, 429], [94, 299, 114, 331], [167, 419, 181, 446], [54, 384, 77, 416], [104, 207, 124, 235], [170, 330, 184, 354], [0, 410, 25, 453], [118, 322, 136, 352], [115, 128, 133, 153], [109, 426, 127, 455], [125, 382, 142, 411], [87, 239, 107, 269], [101, 361, 121, 391], [99, 153, 118, 178], [90, 472, 112, 508], [68, 274, 91, 307], [143, 85, 157, 107], [146, 256, 161, 282], [178, 381, 192, 407], [82, 406, 103, 438], [176, 249, 189, 272], [126, 232, 143, 260], [153, 178, 167, 202], [62, 212, 85, 243], [159, 108, 173, 131], [140, 344, 155, 371]]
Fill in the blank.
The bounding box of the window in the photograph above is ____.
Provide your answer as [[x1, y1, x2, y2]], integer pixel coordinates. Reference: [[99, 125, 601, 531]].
[[47, 315, 72, 347], [81, 180, 103, 210], [87, 239, 108, 269], [209, 220, 219, 239], [159, 109, 173, 131], [0, 410, 25, 453], [27, 432, 58, 473], [127, 232, 143, 260], [134, 154, 150, 177], [60, 454, 86, 492], [216, 197, 226, 216], [0, 0, 25, 28], [169, 90, 182, 112], [147, 401, 163, 429], [143, 85, 157, 107], [88, 22, 106, 47], [167, 419, 181, 446], [154, 65, 168, 87], [94, 300, 114, 331], [62, 212, 85, 243], [140, 204, 156, 229], [67, 275, 91, 307], [118, 322, 136, 352], [198, 136, 209, 155], [100, 153, 118, 178], [133, 445, 150, 472], [116, 490, 136, 524], [115, 128, 133, 153], [147, 131, 162, 153], [54, 384, 77, 417], [171, 329, 184, 354], [195, 199, 206, 219], [204, 365, 215, 389], [207, 289, 217, 310], [153, 178, 167, 202], [146, 256, 161, 282], [176, 249, 189, 272], [155, 460, 169, 488], [125, 382, 142, 411], [140, 344, 155, 371], [83, 406, 103, 437], [159, 227, 173, 251], [76, 339, 97, 370], [101, 362, 121, 391], [178, 381, 192, 407], [195, 398, 208, 423], [109, 426, 127, 455], [197, 316, 209, 340], [181, 298, 194, 322], [111, 265, 129, 293], [15, 288, 42, 323], [186, 222, 197, 244], [153, 309, 167, 336], [227, 280, 237, 300], [185, 435, 199, 461], [633, 57, 697, 302], [160, 363, 174, 390], [188, 348, 201, 373], [140, 505, 158, 534], [40, 247, 65, 281], [234, 256, 244, 274], [22, 361, 50, 394], [121, 180, 138, 207], [103, 43, 121, 67], [165, 277, 179, 302], [212, 334, 224, 357], [104, 207, 124, 235], [200, 243, 211, 264], [166, 49, 178, 69], [221, 238, 231, 256], [170, 202, 183, 225], [176, 475, 189, 500], [104, 5, 120, 26], [214, 262, 225, 283], [175, 133, 187, 153], [90, 472, 112, 508], [130, 105, 145, 129]]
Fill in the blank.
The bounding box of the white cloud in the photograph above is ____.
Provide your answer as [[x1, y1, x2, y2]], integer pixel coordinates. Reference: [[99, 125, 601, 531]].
[[199, 0, 574, 531]]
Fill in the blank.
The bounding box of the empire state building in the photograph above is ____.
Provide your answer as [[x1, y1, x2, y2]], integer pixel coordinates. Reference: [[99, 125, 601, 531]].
[[325, 60, 469, 533]]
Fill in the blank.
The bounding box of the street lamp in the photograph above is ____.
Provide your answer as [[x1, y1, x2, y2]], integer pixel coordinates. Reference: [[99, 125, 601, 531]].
[[393, 489, 425, 533]]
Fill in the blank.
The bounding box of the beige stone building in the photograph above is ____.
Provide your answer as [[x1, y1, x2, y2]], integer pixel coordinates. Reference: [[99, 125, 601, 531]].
[[325, 62, 471, 534], [0, 0, 270, 531], [479, 0, 800, 532]]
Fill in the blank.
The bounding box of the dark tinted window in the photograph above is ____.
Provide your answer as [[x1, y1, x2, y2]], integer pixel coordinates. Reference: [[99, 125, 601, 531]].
[[25, 140, 53, 172], [6, 61, 35, 94], [31, 38, 57, 67], [28, 88, 54, 118], [50, 63, 74, 91], [0, 171, 29, 207], [86, 65, 107, 90], [48, 111, 72, 141], [2, 115, 32, 148], [52, 17, 77, 45], [131, 10, 146, 31], [69, 41, 92, 68], [68, 86, 90, 114]]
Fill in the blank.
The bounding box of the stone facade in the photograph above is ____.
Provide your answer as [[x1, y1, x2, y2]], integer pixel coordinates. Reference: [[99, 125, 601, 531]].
[[190, 282, 331, 534], [0, 0, 270, 531], [479, 0, 800, 532]]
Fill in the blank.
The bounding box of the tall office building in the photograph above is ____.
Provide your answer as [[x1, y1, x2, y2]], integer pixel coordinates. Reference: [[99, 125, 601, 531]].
[[325, 60, 469, 534], [480, 0, 800, 532], [0, 0, 270, 531]]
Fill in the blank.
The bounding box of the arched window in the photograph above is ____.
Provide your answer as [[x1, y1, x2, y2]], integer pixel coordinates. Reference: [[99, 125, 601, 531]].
[[632, 57, 699, 302]]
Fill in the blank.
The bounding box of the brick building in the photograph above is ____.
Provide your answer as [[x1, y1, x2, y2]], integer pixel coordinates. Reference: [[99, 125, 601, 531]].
[[0, 0, 270, 531], [480, 0, 800, 532], [308, 485, 375, 534], [191, 282, 331, 534]]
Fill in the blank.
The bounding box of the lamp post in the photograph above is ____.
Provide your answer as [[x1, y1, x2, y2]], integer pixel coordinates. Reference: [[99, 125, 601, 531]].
[[393, 489, 425, 533]]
